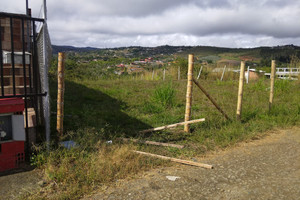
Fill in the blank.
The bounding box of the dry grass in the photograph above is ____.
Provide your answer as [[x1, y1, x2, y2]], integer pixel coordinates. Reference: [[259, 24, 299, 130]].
[[23, 136, 168, 200]]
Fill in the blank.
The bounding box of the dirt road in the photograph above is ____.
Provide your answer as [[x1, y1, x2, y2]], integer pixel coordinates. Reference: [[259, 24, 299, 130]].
[[84, 127, 300, 200], [0, 167, 40, 200]]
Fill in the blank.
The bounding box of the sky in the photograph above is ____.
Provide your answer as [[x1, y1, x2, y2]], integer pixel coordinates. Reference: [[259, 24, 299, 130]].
[[1, 0, 300, 48]]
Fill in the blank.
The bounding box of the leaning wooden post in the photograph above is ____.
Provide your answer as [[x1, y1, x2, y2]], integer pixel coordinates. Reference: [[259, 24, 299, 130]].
[[269, 60, 276, 112], [184, 54, 194, 132], [193, 78, 231, 121], [236, 61, 245, 121], [57, 52, 65, 137]]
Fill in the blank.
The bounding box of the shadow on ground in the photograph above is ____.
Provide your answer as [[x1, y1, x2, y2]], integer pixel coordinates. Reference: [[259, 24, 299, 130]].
[[49, 79, 152, 140]]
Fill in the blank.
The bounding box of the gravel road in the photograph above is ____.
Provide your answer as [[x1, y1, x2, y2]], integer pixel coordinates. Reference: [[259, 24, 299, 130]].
[[84, 127, 300, 200]]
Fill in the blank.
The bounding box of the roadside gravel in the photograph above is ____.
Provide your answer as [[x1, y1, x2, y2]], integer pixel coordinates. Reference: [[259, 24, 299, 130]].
[[84, 127, 300, 200]]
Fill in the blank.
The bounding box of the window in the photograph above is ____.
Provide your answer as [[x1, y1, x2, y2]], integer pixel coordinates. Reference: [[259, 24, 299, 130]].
[[0, 115, 13, 141]]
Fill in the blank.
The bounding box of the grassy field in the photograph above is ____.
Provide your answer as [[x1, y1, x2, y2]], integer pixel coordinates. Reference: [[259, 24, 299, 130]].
[[24, 72, 300, 199]]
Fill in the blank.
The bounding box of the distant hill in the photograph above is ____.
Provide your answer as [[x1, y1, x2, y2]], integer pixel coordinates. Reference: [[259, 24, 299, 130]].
[[52, 45, 100, 54], [51, 44, 300, 65]]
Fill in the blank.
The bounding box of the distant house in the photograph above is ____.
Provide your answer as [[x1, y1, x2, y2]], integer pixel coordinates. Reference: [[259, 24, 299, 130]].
[[239, 56, 254, 61], [117, 64, 125, 68], [233, 69, 260, 81], [128, 67, 144, 73], [145, 57, 153, 62], [133, 60, 146, 64], [246, 69, 259, 81]]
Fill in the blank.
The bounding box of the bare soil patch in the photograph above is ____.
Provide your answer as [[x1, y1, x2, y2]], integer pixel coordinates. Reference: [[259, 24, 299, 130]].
[[0, 166, 41, 200]]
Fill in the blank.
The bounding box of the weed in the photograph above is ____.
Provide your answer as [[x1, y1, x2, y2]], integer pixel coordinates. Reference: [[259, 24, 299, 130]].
[[142, 101, 164, 114], [26, 130, 169, 200], [250, 78, 267, 91], [275, 79, 291, 92], [152, 82, 176, 108]]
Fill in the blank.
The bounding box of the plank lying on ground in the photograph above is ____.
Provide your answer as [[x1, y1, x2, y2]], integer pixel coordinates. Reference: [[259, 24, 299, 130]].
[[122, 138, 184, 149], [133, 150, 213, 169], [140, 118, 205, 134]]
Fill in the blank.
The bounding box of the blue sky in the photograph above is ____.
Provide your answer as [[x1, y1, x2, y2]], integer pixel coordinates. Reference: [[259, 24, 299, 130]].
[[1, 0, 300, 48]]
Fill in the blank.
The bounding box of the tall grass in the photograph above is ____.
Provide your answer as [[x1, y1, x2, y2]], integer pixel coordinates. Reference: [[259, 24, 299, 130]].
[[152, 82, 176, 108]]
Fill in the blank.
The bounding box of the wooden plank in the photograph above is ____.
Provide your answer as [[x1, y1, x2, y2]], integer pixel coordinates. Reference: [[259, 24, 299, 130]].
[[139, 118, 205, 134], [122, 138, 184, 149], [133, 150, 213, 169]]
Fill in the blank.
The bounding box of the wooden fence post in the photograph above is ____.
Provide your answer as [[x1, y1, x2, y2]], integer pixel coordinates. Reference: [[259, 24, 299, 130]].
[[152, 69, 155, 80], [57, 52, 65, 137], [163, 68, 166, 81], [184, 54, 194, 132], [236, 61, 245, 121], [246, 66, 250, 84], [178, 66, 180, 80], [269, 60, 276, 111], [220, 65, 226, 81], [197, 66, 203, 80]]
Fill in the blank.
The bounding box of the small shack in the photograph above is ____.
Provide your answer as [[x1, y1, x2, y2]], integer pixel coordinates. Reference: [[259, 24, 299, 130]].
[[245, 69, 259, 81]]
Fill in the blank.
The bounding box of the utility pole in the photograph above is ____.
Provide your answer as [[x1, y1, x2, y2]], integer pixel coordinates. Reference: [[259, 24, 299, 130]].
[[42, 0, 50, 147], [26, 0, 29, 15], [43, 0, 47, 20]]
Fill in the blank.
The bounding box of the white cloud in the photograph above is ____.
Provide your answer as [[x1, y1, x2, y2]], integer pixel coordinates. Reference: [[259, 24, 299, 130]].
[[1, 0, 300, 48]]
